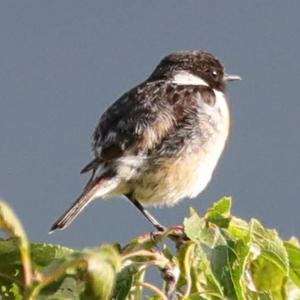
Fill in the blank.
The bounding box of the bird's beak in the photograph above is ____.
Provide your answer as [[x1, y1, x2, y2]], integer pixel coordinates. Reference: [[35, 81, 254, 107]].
[[223, 73, 242, 82]]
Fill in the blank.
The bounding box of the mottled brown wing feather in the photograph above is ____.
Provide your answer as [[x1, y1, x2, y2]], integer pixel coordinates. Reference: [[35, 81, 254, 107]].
[[92, 81, 176, 160], [82, 81, 216, 172]]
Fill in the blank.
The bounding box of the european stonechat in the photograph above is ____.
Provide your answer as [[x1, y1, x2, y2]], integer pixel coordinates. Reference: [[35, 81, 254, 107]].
[[50, 50, 241, 233]]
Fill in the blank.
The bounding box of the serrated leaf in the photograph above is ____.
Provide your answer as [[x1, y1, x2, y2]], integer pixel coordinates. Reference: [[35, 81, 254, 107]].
[[246, 220, 290, 298], [205, 197, 232, 228], [190, 245, 224, 298], [205, 243, 241, 299], [30, 243, 73, 268], [249, 219, 289, 275], [0, 196, 299, 299], [228, 217, 250, 241], [0, 238, 75, 298], [284, 241, 300, 287], [250, 255, 285, 294], [184, 204, 249, 299], [228, 240, 250, 299], [184, 209, 227, 248], [184, 208, 203, 242]]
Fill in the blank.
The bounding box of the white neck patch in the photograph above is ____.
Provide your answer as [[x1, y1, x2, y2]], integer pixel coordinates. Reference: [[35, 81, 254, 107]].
[[172, 71, 209, 86]]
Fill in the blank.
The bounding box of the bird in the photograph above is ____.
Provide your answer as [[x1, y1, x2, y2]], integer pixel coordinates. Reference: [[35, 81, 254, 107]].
[[50, 50, 241, 233]]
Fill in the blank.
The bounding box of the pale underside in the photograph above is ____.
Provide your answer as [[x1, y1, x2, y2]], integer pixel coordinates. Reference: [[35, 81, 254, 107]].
[[92, 72, 230, 207]]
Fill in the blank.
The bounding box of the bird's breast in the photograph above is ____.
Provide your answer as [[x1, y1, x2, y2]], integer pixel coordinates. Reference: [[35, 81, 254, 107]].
[[128, 89, 230, 206]]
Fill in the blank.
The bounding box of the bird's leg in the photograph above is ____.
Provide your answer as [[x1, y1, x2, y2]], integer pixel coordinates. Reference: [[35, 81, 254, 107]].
[[125, 194, 166, 232]]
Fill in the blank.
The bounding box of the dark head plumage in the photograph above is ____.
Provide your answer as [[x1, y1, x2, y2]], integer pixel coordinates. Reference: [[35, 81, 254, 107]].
[[149, 50, 240, 91]]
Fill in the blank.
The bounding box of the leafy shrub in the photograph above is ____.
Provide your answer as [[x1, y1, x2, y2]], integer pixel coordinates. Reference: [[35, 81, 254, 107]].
[[0, 197, 299, 299]]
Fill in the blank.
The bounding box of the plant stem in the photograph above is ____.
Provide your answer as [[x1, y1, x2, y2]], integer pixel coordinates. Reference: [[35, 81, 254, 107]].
[[162, 263, 180, 300], [138, 282, 168, 300]]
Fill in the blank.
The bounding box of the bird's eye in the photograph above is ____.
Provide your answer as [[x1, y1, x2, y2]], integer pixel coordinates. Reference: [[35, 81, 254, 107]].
[[212, 70, 218, 77]]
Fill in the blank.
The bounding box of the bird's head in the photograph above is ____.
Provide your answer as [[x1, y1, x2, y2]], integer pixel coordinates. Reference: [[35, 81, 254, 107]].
[[149, 50, 241, 92]]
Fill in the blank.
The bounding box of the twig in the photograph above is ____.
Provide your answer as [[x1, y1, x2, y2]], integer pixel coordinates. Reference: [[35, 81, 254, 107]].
[[138, 281, 168, 300], [122, 249, 169, 269], [162, 263, 180, 300], [182, 243, 195, 298], [20, 244, 32, 287], [121, 249, 157, 261]]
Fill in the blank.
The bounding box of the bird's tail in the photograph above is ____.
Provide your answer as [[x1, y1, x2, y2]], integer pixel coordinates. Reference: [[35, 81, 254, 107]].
[[49, 175, 120, 233]]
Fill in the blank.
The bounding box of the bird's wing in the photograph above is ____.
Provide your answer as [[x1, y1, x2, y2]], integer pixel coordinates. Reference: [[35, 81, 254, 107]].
[[82, 82, 216, 173], [82, 81, 177, 172]]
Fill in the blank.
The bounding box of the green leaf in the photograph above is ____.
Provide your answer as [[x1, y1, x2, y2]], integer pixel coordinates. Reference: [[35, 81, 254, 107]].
[[0, 282, 23, 300], [247, 219, 289, 297], [0, 196, 299, 299], [0, 238, 75, 299], [284, 241, 300, 287], [249, 219, 289, 276], [205, 197, 232, 228], [40, 277, 80, 300], [30, 243, 73, 268], [114, 264, 149, 300], [190, 245, 224, 298], [184, 209, 227, 248], [178, 242, 195, 294], [228, 217, 250, 241], [184, 208, 204, 242], [117, 264, 146, 300], [0, 240, 25, 299], [205, 242, 240, 299], [228, 239, 250, 300], [29, 244, 121, 299], [250, 255, 285, 293], [10, 283, 23, 300], [184, 205, 249, 299], [81, 245, 121, 300], [0, 200, 32, 286], [114, 265, 135, 300]]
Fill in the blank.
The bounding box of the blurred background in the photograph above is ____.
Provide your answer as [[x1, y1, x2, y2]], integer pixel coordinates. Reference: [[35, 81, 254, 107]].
[[0, 1, 299, 248]]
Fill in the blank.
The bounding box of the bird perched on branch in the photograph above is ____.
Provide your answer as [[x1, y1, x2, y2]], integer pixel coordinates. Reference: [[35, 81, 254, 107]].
[[50, 50, 240, 233]]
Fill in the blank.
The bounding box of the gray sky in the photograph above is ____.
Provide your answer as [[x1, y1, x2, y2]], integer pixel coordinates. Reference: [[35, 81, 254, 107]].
[[0, 1, 299, 248]]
